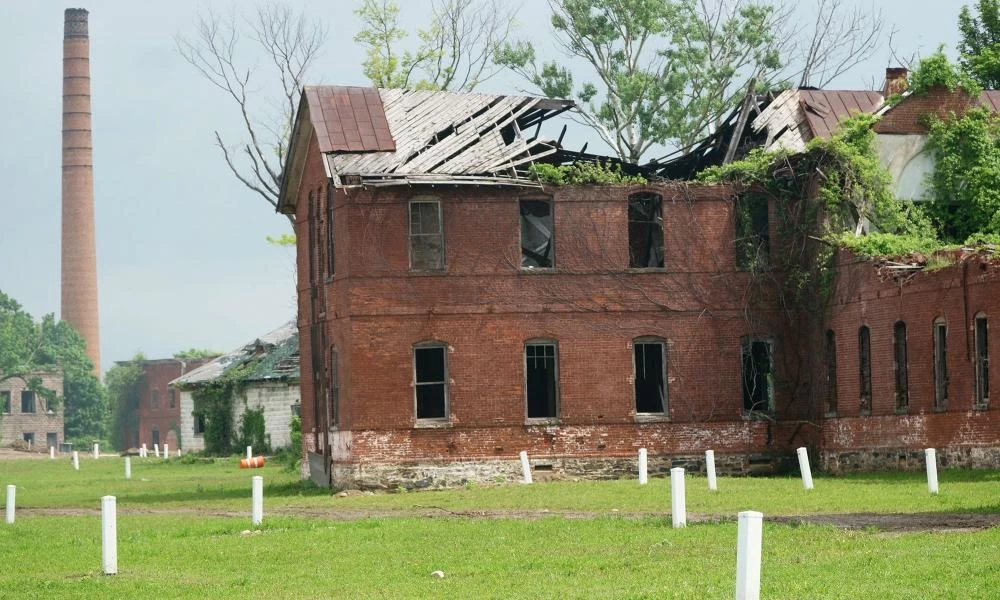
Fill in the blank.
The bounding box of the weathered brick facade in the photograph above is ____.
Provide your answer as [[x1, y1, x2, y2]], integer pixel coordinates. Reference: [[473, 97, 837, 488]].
[[121, 358, 212, 450], [0, 373, 64, 450]]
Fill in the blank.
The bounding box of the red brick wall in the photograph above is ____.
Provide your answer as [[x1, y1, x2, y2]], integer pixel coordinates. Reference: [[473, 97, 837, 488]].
[[874, 87, 978, 134], [131, 359, 212, 449]]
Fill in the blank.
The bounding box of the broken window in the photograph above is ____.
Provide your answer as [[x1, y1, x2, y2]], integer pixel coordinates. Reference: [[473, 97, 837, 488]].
[[520, 199, 554, 268], [824, 330, 837, 415], [151, 426, 160, 446], [858, 326, 872, 414], [634, 339, 667, 414], [525, 341, 559, 418], [975, 314, 989, 407], [23, 432, 34, 445], [326, 181, 335, 277], [168, 389, 176, 409], [741, 337, 774, 414], [934, 318, 948, 410], [414, 344, 448, 420], [193, 411, 205, 435], [0, 391, 9, 413], [151, 389, 160, 410], [330, 347, 339, 427], [894, 321, 909, 411], [20, 390, 35, 414], [409, 200, 445, 270], [735, 194, 769, 270], [628, 193, 664, 268], [46, 432, 57, 449]]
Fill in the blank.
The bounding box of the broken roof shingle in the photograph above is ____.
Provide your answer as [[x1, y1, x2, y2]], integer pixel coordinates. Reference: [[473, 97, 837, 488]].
[[170, 321, 299, 388], [753, 89, 884, 153]]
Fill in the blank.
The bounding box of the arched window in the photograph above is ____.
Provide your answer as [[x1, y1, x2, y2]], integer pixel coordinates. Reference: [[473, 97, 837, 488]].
[[858, 326, 872, 414], [824, 330, 837, 415], [934, 317, 948, 410], [628, 193, 663, 268], [525, 339, 559, 419], [975, 313, 989, 408], [633, 337, 667, 414], [894, 322, 909, 411], [414, 342, 448, 420]]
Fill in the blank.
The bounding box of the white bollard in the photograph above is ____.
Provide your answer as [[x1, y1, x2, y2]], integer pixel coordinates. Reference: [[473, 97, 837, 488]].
[[101, 495, 117, 575], [796, 447, 814, 490], [177, 448, 182, 457], [124, 457, 131, 480], [141, 444, 147, 458], [735, 510, 764, 600], [50, 446, 55, 459], [154, 444, 159, 458], [5, 485, 15, 524], [93, 443, 100, 459], [638, 448, 648, 485], [706, 450, 718, 491], [163, 444, 169, 460], [670, 467, 686, 528], [519, 451, 532, 484], [72, 451, 80, 471], [247, 446, 253, 461], [251, 475, 264, 526], [925, 448, 939, 494]]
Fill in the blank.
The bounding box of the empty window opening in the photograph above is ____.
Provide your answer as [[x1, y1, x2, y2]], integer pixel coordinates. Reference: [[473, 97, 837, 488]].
[[308, 190, 317, 285], [46, 432, 57, 448], [741, 337, 774, 413], [824, 330, 837, 415], [735, 194, 769, 270], [634, 340, 666, 414], [23, 432, 34, 445], [151, 389, 160, 410], [168, 389, 176, 409], [21, 390, 35, 414], [414, 345, 448, 420], [894, 321, 909, 411], [330, 347, 340, 427], [628, 193, 664, 268], [934, 319, 948, 410], [975, 314, 989, 406], [520, 199, 554, 268], [151, 426, 160, 446], [0, 391, 9, 413], [410, 200, 445, 270], [525, 342, 559, 418], [859, 326, 872, 414], [326, 181, 336, 277]]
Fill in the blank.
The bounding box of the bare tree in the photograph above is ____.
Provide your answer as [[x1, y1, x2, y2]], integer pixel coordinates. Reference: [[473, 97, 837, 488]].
[[789, 0, 886, 88], [355, 0, 518, 91], [175, 4, 326, 220]]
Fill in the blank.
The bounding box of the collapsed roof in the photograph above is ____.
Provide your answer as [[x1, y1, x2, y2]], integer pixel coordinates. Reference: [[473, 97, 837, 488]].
[[170, 321, 300, 388]]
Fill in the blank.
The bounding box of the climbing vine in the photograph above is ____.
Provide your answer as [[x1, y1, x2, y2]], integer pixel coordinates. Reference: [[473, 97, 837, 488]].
[[189, 364, 254, 456], [528, 161, 647, 185]]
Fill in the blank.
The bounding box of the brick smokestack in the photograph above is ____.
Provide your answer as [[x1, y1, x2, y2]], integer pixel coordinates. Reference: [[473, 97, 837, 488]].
[[62, 8, 101, 374]]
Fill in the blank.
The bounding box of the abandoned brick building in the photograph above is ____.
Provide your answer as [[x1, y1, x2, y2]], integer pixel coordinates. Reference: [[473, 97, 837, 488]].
[[0, 372, 64, 450], [279, 79, 1000, 488]]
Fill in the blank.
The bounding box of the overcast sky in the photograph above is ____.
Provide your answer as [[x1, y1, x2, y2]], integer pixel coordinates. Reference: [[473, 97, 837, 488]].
[[0, 0, 964, 373]]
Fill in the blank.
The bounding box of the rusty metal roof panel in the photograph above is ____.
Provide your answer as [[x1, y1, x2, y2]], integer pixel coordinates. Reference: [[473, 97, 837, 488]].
[[979, 90, 1000, 111], [753, 89, 883, 153], [307, 87, 573, 185]]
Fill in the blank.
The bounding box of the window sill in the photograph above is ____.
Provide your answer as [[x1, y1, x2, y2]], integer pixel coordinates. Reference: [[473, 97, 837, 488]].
[[414, 419, 451, 429], [519, 267, 558, 274], [974, 402, 989, 411], [634, 413, 669, 423], [933, 404, 947, 413], [859, 410, 872, 417], [625, 267, 666, 273], [824, 411, 837, 419], [524, 417, 560, 426], [742, 411, 774, 421], [895, 407, 910, 415]]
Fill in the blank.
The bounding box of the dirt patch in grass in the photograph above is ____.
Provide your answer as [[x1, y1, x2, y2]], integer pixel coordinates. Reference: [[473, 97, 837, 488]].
[[771, 512, 1000, 532]]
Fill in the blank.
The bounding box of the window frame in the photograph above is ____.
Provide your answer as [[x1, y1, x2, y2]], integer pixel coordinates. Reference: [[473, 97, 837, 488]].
[[734, 193, 770, 271], [151, 389, 160, 410], [519, 197, 555, 269], [824, 330, 837, 417], [858, 325, 872, 415], [933, 317, 948, 411], [330, 346, 340, 428], [20, 390, 36, 414], [524, 339, 560, 422], [974, 313, 989, 409], [740, 335, 775, 416], [633, 337, 668, 416], [627, 193, 665, 269], [413, 342, 449, 423], [408, 199, 446, 271], [326, 180, 336, 278], [0, 390, 10, 414], [168, 388, 176, 410], [894, 321, 909, 413]]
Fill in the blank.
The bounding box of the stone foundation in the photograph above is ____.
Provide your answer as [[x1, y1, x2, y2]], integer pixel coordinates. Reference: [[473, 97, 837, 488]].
[[331, 452, 785, 490], [820, 446, 1000, 473]]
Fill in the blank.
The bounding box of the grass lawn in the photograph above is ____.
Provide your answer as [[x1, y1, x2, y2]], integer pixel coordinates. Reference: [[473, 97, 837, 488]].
[[2, 456, 999, 597]]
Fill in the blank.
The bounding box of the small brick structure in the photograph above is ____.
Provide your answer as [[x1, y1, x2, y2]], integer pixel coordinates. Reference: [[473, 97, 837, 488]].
[[0, 373, 64, 450], [280, 85, 1000, 489]]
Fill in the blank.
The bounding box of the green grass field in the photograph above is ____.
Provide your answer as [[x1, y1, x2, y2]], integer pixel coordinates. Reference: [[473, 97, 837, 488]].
[[1, 455, 999, 598]]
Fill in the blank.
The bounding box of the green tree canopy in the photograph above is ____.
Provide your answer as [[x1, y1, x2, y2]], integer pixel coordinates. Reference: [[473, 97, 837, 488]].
[[173, 348, 222, 361], [106, 355, 145, 451], [959, 0, 1000, 89]]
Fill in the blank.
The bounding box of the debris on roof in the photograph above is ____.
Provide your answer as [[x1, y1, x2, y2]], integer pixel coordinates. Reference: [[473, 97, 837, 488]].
[[170, 321, 299, 388], [752, 89, 884, 153]]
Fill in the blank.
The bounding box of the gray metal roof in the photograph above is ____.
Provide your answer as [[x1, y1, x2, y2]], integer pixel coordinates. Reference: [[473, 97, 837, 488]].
[[170, 320, 299, 388]]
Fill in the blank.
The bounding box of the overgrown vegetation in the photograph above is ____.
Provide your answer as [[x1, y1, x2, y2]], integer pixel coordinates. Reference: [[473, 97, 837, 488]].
[[106, 355, 144, 451], [173, 348, 221, 360], [235, 406, 270, 455], [908, 46, 982, 96], [528, 161, 647, 185]]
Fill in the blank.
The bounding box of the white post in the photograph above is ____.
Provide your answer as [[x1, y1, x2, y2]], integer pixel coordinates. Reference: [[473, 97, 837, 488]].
[[925, 448, 939, 494], [251, 475, 264, 526], [796, 447, 814, 490], [124, 457, 131, 480], [247, 446, 253, 461], [735, 510, 763, 600], [638, 448, 648, 485], [72, 451, 80, 471], [50, 446, 56, 459], [141, 443, 147, 458], [5, 485, 15, 524], [153, 443, 159, 458], [177, 448, 182, 457], [670, 467, 686, 528], [163, 444, 169, 460], [101, 495, 117, 575], [93, 443, 99, 459], [519, 451, 532, 484], [706, 450, 718, 491]]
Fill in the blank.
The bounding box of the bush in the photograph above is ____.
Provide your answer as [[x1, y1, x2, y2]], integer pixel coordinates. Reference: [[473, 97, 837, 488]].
[[234, 407, 270, 455]]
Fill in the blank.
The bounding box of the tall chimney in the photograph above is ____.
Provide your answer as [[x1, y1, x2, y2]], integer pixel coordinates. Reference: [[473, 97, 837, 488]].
[[62, 8, 100, 374]]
